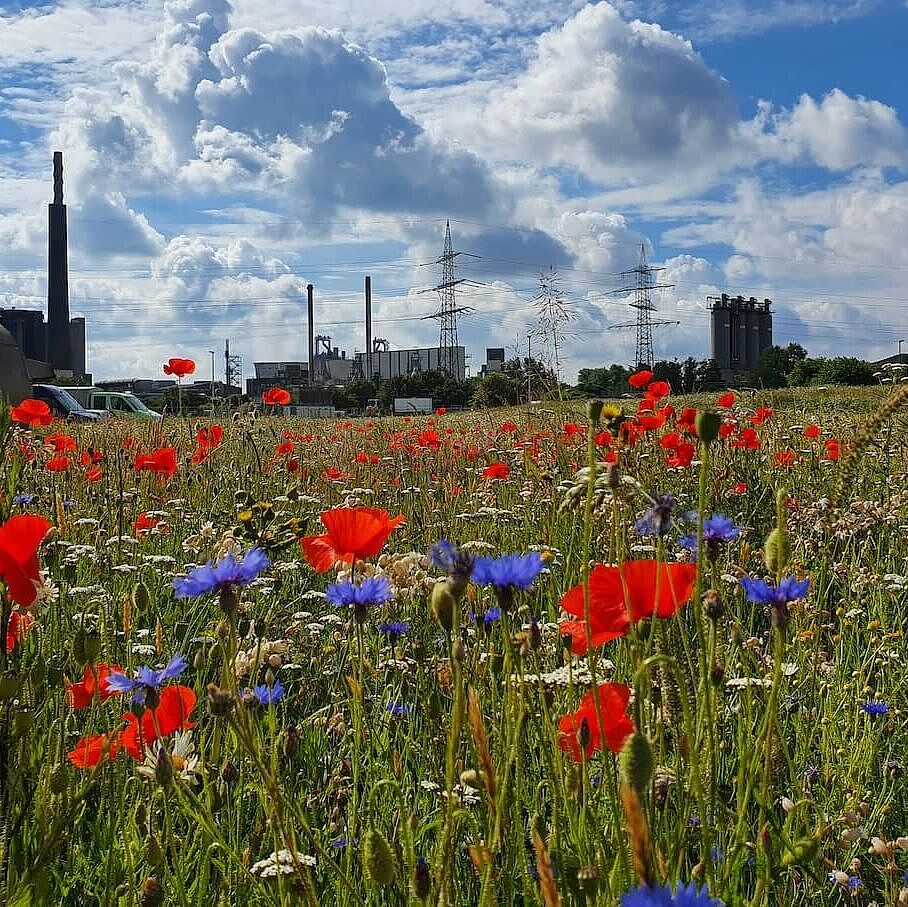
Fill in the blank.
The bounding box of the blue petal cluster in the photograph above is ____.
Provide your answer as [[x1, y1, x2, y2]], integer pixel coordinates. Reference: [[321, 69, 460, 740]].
[[620, 882, 724, 907], [246, 680, 285, 707], [12, 494, 35, 506], [860, 700, 889, 717], [741, 575, 810, 605], [635, 494, 676, 538], [378, 621, 409, 637], [326, 575, 394, 608], [680, 514, 741, 552], [105, 654, 188, 705], [471, 552, 545, 591], [430, 540, 475, 581], [173, 548, 270, 598]]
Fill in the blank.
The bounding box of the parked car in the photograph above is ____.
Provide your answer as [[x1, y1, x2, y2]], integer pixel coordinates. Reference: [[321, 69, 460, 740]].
[[68, 387, 162, 421], [31, 384, 106, 422]]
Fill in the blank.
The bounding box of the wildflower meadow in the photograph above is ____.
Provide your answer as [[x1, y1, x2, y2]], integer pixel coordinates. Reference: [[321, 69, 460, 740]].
[[0, 375, 906, 906]]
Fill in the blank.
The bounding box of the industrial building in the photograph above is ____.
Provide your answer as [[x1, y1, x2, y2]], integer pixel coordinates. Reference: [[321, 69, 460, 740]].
[[354, 345, 466, 383], [0, 309, 87, 379], [246, 362, 334, 404], [480, 348, 506, 375], [708, 294, 773, 379]]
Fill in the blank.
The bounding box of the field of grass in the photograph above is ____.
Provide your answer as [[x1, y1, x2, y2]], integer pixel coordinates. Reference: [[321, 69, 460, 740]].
[[0, 383, 906, 906]]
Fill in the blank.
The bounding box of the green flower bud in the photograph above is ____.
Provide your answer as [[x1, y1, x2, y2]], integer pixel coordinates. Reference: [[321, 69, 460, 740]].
[[83, 629, 102, 663], [781, 836, 819, 867], [695, 409, 722, 445], [619, 732, 654, 795], [363, 828, 396, 887], [72, 628, 87, 666], [49, 763, 69, 795], [0, 673, 20, 701], [586, 399, 604, 426], [133, 582, 151, 615], [138, 877, 164, 907], [430, 581, 456, 633], [144, 835, 165, 867]]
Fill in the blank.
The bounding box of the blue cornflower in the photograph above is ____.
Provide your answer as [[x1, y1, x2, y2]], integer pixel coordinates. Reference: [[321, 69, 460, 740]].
[[173, 548, 270, 598], [105, 655, 188, 705], [484, 607, 501, 625], [680, 514, 741, 559], [471, 552, 545, 592], [430, 540, 474, 590], [742, 574, 809, 630], [741, 575, 810, 606], [386, 702, 410, 717], [326, 575, 394, 609], [244, 680, 285, 707], [861, 700, 889, 717], [620, 881, 724, 906], [635, 493, 675, 538], [12, 494, 35, 506], [378, 621, 409, 637]]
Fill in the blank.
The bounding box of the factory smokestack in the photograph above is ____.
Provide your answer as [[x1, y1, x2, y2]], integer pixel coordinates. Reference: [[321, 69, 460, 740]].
[[307, 283, 315, 386], [364, 275, 372, 384], [47, 151, 73, 372]]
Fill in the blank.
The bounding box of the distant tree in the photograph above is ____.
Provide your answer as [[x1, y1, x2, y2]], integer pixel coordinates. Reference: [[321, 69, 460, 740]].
[[750, 344, 809, 389], [576, 364, 631, 397], [680, 357, 700, 393], [814, 357, 876, 386], [787, 358, 822, 387], [501, 357, 556, 401], [652, 359, 682, 390], [696, 358, 724, 391], [472, 373, 520, 408]]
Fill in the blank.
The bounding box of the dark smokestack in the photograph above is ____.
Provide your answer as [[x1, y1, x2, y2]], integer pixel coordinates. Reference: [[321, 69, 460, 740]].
[[307, 283, 315, 386], [364, 274, 372, 383], [47, 151, 73, 372]]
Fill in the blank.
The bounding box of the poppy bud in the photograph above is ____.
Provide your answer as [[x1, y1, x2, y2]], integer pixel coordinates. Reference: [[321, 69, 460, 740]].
[[577, 866, 600, 897], [154, 747, 173, 787], [220, 759, 239, 786], [219, 585, 239, 616], [133, 582, 151, 615], [281, 726, 299, 761], [362, 828, 396, 886], [430, 581, 456, 633], [619, 732, 654, 795], [84, 630, 102, 663], [702, 589, 723, 621], [578, 716, 591, 752], [73, 628, 87, 666], [254, 618, 267, 638], [695, 409, 722, 445], [144, 687, 161, 711], [13, 709, 33, 736], [411, 856, 431, 901], [527, 618, 541, 652], [144, 836, 164, 867], [138, 878, 164, 907], [193, 648, 206, 671], [135, 803, 148, 836], [50, 763, 69, 795]]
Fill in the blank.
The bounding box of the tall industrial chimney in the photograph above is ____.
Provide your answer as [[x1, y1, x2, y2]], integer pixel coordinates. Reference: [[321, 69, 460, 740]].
[[307, 283, 315, 386], [364, 275, 372, 384], [47, 151, 73, 372]]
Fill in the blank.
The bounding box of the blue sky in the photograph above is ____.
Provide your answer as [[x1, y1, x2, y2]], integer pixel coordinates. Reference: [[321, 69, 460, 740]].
[[0, 0, 906, 381]]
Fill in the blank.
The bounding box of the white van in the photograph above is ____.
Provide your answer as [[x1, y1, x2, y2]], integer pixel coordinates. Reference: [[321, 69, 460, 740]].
[[69, 387, 162, 421]]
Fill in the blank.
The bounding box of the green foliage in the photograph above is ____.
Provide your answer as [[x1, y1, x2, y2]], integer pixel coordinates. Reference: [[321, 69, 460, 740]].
[[750, 343, 808, 388], [471, 372, 520, 408]]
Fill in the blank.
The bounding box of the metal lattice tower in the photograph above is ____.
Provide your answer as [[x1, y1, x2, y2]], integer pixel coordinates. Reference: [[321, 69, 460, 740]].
[[611, 244, 674, 369], [423, 221, 476, 377]]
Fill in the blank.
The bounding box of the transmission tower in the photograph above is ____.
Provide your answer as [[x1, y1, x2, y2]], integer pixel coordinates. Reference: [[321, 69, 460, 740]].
[[610, 244, 674, 369], [224, 339, 242, 393], [420, 221, 477, 378]]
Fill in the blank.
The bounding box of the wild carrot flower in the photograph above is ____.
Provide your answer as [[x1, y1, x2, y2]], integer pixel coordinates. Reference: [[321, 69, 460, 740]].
[[105, 654, 188, 705], [173, 548, 270, 598]]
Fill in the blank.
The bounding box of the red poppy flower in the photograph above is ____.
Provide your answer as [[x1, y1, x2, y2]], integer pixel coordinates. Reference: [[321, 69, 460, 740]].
[[730, 427, 760, 450], [500, 421, 517, 434], [135, 447, 178, 478], [558, 683, 635, 762], [67, 663, 123, 709], [628, 370, 653, 388], [717, 391, 736, 408], [435, 407, 447, 416], [163, 358, 195, 379], [803, 424, 820, 440], [595, 430, 613, 448], [719, 421, 736, 440], [134, 513, 162, 536], [483, 462, 511, 480], [727, 482, 748, 496], [323, 466, 352, 481], [11, 398, 53, 427], [559, 561, 697, 655], [6, 610, 33, 653], [301, 507, 404, 572], [665, 441, 695, 468], [46, 433, 77, 453], [46, 455, 71, 472], [677, 407, 697, 435], [774, 450, 796, 468], [120, 685, 197, 761], [751, 406, 773, 426], [85, 466, 103, 482], [80, 450, 104, 465], [263, 387, 291, 406], [68, 733, 120, 769], [197, 425, 223, 449], [822, 439, 841, 461], [0, 514, 52, 608], [564, 422, 584, 438], [646, 380, 670, 400]]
